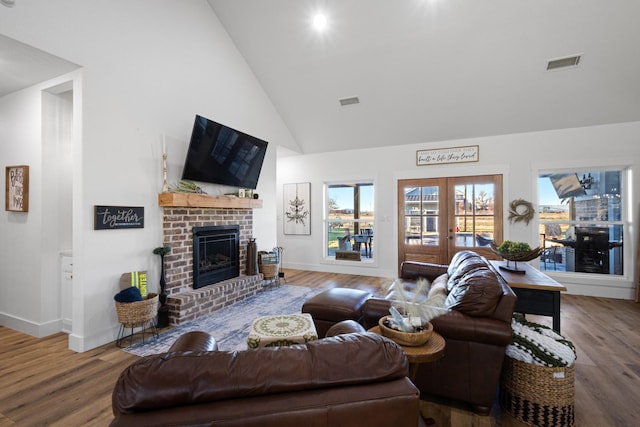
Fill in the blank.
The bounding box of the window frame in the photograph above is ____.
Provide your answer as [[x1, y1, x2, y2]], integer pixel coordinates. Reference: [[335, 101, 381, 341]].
[[323, 180, 377, 265], [536, 165, 629, 278]]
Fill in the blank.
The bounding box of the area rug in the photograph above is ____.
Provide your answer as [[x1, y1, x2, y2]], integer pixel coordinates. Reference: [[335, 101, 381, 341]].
[[123, 284, 324, 357]]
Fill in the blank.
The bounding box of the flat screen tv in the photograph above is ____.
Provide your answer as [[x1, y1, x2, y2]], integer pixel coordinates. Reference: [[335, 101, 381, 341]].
[[181, 115, 268, 189], [549, 173, 587, 199]]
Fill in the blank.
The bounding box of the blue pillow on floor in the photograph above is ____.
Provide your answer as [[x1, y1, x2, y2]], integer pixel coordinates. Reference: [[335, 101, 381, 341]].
[[114, 286, 143, 303]]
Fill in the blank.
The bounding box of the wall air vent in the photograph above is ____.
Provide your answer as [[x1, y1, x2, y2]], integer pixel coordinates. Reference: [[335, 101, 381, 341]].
[[547, 54, 581, 71], [339, 96, 360, 106]]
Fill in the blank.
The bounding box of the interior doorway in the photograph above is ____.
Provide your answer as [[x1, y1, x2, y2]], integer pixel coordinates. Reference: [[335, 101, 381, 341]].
[[42, 81, 74, 333], [397, 175, 503, 272]]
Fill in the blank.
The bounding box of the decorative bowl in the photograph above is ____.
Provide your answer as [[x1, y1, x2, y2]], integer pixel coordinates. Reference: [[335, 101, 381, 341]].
[[378, 316, 432, 347], [490, 242, 544, 262]]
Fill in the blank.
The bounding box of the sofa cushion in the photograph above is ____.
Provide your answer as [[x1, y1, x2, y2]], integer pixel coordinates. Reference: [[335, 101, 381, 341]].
[[445, 268, 503, 316], [168, 331, 218, 353], [112, 332, 408, 414], [325, 320, 366, 337], [446, 256, 490, 291], [447, 250, 481, 276], [425, 275, 448, 307]]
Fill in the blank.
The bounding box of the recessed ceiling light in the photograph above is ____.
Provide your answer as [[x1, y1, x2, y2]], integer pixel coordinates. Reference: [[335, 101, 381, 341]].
[[313, 13, 327, 31]]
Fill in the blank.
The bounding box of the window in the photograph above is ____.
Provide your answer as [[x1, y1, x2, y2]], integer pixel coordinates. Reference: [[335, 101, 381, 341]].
[[538, 169, 624, 275], [325, 182, 375, 260]]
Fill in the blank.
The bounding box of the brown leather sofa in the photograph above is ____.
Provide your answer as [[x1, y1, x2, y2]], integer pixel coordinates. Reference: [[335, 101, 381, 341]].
[[304, 250, 517, 415], [111, 322, 426, 427]]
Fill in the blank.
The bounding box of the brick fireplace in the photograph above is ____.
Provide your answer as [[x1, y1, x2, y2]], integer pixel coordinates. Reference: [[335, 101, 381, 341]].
[[159, 193, 264, 325]]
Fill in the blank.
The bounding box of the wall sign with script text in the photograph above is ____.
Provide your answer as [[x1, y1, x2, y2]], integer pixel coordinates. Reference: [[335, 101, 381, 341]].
[[416, 145, 479, 166], [5, 165, 29, 212], [94, 205, 145, 230]]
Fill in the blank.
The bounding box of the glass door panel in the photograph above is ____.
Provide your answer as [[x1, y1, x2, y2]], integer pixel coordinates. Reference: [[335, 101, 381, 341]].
[[447, 175, 502, 259], [398, 175, 503, 272], [399, 179, 448, 265]]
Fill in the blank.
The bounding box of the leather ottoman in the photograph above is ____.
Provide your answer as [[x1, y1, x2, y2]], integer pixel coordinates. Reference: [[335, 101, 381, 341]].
[[302, 288, 371, 338]]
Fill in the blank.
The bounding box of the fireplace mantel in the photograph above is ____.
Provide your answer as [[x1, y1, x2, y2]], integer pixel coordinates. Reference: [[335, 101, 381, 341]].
[[158, 192, 263, 209]]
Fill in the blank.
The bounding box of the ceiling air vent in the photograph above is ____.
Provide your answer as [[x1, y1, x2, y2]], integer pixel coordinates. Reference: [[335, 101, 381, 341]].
[[547, 55, 581, 71], [339, 96, 360, 106]]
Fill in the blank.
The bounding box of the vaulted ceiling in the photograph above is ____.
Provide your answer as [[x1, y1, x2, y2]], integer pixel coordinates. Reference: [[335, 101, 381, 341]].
[[2, 1, 639, 156], [208, 0, 640, 154]]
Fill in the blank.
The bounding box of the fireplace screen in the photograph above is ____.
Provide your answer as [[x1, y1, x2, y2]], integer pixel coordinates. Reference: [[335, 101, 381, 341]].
[[193, 225, 240, 288]]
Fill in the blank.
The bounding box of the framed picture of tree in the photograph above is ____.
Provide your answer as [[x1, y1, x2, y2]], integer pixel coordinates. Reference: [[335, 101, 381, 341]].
[[284, 182, 311, 235], [5, 165, 29, 212]]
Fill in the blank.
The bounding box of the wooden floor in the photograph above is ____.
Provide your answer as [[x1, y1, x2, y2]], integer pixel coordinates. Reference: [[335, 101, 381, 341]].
[[0, 269, 638, 426]]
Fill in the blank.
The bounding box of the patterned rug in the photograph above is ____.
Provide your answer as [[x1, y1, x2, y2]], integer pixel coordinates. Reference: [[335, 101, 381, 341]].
[[123, 284, 324, 357]]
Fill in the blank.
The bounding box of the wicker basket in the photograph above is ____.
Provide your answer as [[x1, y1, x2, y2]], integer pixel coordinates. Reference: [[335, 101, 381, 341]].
[[258, 251, 279, 279], [259, 263, 278, 279], [378, 316, 432, 346], [115, 293, 159, 328], [500, 356, 575, 427]]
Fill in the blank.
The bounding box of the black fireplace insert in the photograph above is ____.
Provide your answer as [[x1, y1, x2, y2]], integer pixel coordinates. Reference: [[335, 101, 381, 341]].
[[192, 225, 240, 289]]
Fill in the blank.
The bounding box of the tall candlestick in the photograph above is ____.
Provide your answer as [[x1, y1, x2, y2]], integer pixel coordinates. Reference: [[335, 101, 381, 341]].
[[162, 154, 168, 192], [162, 135, 168, 192]]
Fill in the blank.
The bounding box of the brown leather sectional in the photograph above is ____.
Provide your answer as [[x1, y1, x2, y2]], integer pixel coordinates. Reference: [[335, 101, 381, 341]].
[[304, 250, 517, 414], [111, 323, 426, 426]]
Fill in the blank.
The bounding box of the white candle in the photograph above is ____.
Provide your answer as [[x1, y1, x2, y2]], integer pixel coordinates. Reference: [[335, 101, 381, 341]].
[[162, 134, 166, 154]]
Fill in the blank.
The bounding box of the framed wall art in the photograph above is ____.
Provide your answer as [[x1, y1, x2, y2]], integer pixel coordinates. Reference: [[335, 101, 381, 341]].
[[5, 165, 29, 212], [284, 182, 311, 235]]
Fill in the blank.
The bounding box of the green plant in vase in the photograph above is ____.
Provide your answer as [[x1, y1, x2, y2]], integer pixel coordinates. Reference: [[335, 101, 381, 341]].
[[490, 240, 543, 273]]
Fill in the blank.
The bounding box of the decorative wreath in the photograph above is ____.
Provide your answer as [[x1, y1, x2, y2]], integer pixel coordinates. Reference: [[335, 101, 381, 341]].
[[508, 199, 535, 225]]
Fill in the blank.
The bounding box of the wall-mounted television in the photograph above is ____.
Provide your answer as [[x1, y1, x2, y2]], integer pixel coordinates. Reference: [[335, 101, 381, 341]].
[[549, 173, 587, 199], [181, 115, 268, 189]]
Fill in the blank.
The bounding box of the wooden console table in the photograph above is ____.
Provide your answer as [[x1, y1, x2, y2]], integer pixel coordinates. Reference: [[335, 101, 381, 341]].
[[489, 260, 567, 333]]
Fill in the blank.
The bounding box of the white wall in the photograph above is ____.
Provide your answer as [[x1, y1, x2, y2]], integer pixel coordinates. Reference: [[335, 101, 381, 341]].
[[277, 122, 640, 300], [0, 84, 45, 333], [0, 0, 298, 351]]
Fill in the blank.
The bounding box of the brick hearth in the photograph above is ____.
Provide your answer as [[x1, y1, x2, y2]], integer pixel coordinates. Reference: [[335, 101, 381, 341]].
[[160, 205, 263, 325]]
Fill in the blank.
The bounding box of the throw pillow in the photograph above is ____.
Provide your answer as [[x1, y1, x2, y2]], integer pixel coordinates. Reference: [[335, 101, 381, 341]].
[[114, 286, 143, 303]]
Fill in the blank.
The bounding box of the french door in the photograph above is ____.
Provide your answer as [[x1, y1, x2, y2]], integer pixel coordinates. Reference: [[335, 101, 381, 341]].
[[397, 175, 503, 270]]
